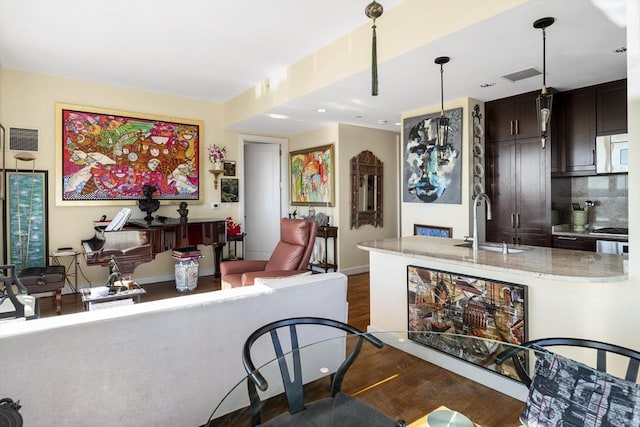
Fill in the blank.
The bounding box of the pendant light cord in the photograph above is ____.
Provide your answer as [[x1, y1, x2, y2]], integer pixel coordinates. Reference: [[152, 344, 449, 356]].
[[542, 27, 547, 88], [440, 63, 445, 116]]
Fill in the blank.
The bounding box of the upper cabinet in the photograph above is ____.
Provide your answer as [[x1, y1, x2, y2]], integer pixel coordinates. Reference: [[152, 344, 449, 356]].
[[485, 91, 539, 142], [596, 79, 627, 135], [552, 79, 627, 177]]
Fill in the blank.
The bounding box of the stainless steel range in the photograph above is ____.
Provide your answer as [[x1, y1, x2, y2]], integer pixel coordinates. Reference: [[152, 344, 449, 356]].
[[589, 227, 629, 254]]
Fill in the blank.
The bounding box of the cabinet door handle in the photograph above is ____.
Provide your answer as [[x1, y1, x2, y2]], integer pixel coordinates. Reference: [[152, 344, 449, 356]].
[[515, 120, 519, 135], [510, 213, 515, 228], [592, 149, 596, 165], [510, 121, 514, 136], [557, 236, 578, 241], [516, 213, 520, 228]]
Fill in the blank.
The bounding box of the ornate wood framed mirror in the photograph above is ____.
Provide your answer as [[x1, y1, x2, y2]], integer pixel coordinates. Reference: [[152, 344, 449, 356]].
[[350, 150, 383, 229]]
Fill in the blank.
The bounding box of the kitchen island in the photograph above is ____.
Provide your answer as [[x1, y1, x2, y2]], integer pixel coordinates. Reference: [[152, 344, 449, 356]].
[[357, 235, 632, 400]]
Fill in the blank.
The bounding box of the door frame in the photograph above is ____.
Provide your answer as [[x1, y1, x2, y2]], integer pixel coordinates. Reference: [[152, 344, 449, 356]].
[[237, 134, 289, 234]]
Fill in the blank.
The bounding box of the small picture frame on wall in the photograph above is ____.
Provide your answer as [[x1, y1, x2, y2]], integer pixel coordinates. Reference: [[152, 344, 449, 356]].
[[413, 224, 452, 238], [220, 178, 239, 202], [223, 160, 236, 176]]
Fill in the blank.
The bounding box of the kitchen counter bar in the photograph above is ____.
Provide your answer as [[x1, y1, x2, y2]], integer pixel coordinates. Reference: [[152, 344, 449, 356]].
[[357, 235, 626, 282]]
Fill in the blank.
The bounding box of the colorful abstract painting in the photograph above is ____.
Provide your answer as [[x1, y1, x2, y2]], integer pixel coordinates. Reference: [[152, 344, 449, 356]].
[[407, 265, 528, 381], [57, 104, 202, 204], [289, 144, 334, 206], [403, 108, 463, 204]]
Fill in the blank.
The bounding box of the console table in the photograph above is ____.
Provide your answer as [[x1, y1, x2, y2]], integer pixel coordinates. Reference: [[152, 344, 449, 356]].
[[309, 226, 338, 272]]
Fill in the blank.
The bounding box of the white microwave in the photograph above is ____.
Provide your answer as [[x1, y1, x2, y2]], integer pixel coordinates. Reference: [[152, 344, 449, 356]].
[[596, 133, 628, 174]]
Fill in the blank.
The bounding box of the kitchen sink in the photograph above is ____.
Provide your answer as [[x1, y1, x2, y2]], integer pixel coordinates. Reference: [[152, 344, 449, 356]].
[[454, 242, 525, 254]]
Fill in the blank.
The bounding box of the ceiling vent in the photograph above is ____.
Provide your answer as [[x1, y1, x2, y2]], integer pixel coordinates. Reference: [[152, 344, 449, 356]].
[[502, 67, 542, 83], [9, 127, 38, 152]]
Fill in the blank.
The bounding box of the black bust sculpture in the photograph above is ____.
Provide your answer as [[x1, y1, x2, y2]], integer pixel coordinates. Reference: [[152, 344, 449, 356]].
[[177, 201, 189, 222], [138, 184, 160, 224]]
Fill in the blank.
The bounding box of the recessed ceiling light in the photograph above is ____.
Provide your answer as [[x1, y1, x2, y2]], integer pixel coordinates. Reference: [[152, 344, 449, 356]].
[[316, 108, 327, 113], [267, 113, 288, 119], [480, 82, 496, 88], [395, 122, 401, 126], [377, 120, 388, 125], [615, 47, 627, 53]]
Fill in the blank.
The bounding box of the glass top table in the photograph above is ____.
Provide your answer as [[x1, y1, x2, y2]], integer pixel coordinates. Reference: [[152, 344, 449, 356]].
[[205, 331, 541, 426], [80, 285, 146, 310]]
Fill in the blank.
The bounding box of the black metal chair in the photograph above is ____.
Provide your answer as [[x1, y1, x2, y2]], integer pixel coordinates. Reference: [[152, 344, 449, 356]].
[[495, 337, 640, 387], [242, 317, 405, 426]]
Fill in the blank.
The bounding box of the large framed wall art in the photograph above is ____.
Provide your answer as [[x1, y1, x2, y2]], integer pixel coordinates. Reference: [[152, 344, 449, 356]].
[[56, 103, 203, 205], [6, 170, 49, 272], [403, 108, 463, 204], [289, 144, 334, 206], [407, 265, 528, 381]]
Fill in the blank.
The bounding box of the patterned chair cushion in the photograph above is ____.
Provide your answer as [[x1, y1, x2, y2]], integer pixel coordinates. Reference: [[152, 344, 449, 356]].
[[521, 347, 640, 426]]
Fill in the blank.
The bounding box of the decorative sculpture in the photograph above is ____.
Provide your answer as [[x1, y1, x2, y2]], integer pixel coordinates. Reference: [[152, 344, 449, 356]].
[[138, 184, 160, 223], [177, 201, 189, 222]]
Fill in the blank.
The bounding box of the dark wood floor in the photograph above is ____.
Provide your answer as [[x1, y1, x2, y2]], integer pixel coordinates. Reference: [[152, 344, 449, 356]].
[[38, 273, 524, 426]]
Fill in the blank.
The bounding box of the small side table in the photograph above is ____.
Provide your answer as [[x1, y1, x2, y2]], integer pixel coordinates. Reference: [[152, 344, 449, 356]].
[[309, 226, 338, 273], [224, 233, 245, 260], [50, 249, 80, 293]]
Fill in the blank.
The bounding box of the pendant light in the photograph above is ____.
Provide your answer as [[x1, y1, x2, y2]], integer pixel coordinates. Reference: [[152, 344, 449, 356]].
[[533, 17, 555, 149], [365, 1, 384, 96], [434, 56, 450, 147]]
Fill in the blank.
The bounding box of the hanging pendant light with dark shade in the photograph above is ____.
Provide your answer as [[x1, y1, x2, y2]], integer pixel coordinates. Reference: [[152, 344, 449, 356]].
[[534, 16, 555, 149], [434, 56, 450, 148], [365, 1, 383, 96]]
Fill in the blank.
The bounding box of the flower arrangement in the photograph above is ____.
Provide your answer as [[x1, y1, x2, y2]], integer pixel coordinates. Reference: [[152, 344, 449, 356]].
[[208, 145, 226, 163]]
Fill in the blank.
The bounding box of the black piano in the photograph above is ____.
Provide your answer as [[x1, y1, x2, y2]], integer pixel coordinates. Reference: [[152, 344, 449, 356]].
[[82, 218, 227, 277]]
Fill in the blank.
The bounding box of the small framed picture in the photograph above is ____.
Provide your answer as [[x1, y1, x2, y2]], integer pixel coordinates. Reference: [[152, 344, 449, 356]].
[[220, 178, 239, 202], [223, 160, 236, 176], [413, 224, 452, 238]]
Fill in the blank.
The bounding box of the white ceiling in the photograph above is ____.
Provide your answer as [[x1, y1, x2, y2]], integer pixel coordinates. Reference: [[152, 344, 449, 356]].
[[0, 0, 629, 135]]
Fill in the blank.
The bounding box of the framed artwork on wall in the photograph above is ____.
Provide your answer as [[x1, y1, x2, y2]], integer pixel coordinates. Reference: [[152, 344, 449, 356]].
[[289, 144, 334, 206], [402, 108, 463, 204], [223, 160, 236, 176], [413, 224, 452, 238], [55, 103, 203, 205], [221, 178, 239, 202], [6, 170, 49, 273], [407, 265, 528, 382]]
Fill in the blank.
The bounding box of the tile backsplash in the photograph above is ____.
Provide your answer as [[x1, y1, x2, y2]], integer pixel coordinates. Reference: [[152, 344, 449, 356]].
[[551, 175, 628, 228]]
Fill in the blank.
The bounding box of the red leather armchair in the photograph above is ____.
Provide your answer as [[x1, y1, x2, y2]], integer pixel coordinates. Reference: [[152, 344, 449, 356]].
[[220, 218, 318, 289]]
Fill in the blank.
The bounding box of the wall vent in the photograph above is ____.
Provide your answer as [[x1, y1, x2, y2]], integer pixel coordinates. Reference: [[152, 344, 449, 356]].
[[502, 67, 542, 83], [9, 128, 38, 152]]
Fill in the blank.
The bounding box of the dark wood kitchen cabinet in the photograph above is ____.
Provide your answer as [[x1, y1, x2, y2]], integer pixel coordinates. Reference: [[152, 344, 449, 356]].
[[552, 79, 627, 177], [561, 86, 597, 175], [485, 92, 551, 246], [486, 137, 551, 246], [596, 79, 627, 135], [485, 91, 540, 142], [552, 235, 596, 252]]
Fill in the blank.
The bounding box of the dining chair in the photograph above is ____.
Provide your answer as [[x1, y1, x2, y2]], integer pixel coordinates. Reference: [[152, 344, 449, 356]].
[[495, 337, 640, 387], [242, 317, 406, 426], [496, 338, 640, 426]]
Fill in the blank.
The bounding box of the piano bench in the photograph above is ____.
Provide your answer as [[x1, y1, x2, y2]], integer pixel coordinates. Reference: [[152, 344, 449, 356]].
[[18, 265, 66, 315]]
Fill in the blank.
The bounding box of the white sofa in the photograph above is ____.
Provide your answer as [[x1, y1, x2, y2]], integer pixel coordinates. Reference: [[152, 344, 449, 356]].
[[0, 272, 349, 426]]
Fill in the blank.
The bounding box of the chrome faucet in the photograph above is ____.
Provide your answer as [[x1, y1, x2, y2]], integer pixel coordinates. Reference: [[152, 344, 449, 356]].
[[472, 193, 492, 252]]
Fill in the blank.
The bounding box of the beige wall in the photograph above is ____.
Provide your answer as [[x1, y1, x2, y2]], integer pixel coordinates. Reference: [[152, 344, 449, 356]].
[[289, 123, 399, 272], [0, 68, 228, 287]]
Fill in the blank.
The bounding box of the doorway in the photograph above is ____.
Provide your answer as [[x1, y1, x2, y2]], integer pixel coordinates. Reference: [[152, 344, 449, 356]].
[[239, 135, 288, 259]]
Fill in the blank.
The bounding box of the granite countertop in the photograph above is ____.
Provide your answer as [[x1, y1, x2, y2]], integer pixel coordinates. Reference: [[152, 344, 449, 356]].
[[357, 235, 627, 283]]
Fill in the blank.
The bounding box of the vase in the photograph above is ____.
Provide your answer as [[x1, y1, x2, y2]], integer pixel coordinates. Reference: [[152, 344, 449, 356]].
[[212, 161, 224, 171]]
